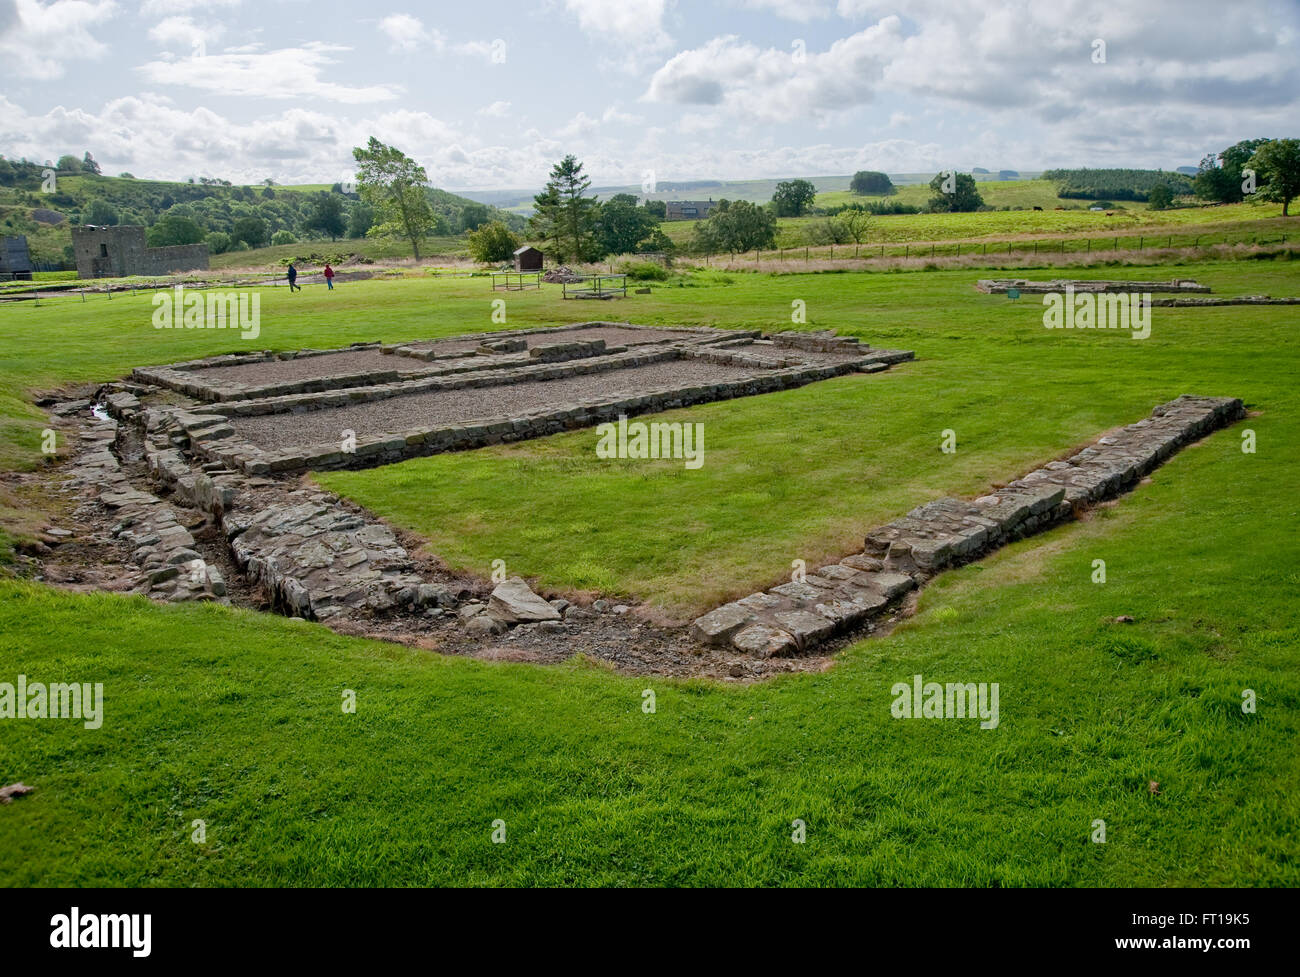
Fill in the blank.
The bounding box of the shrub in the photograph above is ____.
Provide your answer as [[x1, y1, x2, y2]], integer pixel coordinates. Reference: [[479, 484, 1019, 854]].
[[271, 229, 297, 245], [467, 221, 520, 263], [619, 260, 669, 281]]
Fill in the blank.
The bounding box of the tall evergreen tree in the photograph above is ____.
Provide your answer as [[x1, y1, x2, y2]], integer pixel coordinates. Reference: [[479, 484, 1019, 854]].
[[534, 155, 599, 261]]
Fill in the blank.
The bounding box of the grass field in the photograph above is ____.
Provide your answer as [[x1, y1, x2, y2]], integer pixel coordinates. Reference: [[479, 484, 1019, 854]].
[[658, 194, 1293, 251], [0, 253, 1297, 885]]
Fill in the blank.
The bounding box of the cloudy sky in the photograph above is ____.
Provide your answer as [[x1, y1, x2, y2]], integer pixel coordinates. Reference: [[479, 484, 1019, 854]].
[[1, 0, 1297, 191]]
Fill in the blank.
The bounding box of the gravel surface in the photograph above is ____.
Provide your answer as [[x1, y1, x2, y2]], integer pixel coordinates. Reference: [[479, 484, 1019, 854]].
[[187, 349, 428, 385], [231, 358, 768, 452]]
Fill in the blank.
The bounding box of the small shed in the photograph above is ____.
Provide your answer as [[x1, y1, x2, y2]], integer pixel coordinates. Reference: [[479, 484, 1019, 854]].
[[513, 246, 543, 272]]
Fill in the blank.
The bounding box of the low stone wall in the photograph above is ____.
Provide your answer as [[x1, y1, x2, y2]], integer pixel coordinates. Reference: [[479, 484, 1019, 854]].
[[692, 395, 1244, 657], [975, 278, 1211, 294]]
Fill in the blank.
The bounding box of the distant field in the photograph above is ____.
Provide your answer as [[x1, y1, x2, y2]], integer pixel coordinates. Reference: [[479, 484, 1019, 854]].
[[658, 198, 1292, 251], [815, 178, 1103, 212]]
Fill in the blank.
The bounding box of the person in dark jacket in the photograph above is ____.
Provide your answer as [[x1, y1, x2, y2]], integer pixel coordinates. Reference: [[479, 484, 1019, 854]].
[[287, 263, 300, 292], [323, 263, 335, 290]]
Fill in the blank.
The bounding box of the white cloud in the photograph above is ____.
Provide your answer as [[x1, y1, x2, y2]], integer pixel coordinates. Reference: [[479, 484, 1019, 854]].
[[147, 14, 221, 49], [0, 0, 118, 81], [644, 20, 903, 122], [646, 0, 1300, 127], [483, 100, 511, 117], [136, 43, 402, 102], [139, 0, 239, 14], [733, 0, 831, 22], [378, 13, 442, 52], [564, 0, 676, 54]]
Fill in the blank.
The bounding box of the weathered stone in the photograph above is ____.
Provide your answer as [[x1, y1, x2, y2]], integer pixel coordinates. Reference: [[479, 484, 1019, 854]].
[[488, 577, 562, 623], [731, 624, 797, 658], [690, 602, 755, 645], [465, 614, 508, 637]]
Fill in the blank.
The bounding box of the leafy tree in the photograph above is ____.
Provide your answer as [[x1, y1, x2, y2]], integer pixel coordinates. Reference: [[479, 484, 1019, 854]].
[[636, 227, 675, 254], [1248, 138, 1300, 216], [231, 215, 267, 248], [271, 229, 297, 245], [303, 192, 346, 241], [82, 152, 101, 175], [772, 178, 817, 217], [595, 194, 658, 255], [850, 170, 894, 195], [119, 172, 135, 179], [692, 199, 776, 253], [928, 171, 984, 212], [352, 137, 438, 259], [833, 206, 871, 243], [643, 199, 666, 219], [205, 231, 232, 255], [347, 202, 374, 239], [1146, 184, 1173, 210], [86, 199, 118, 225], [458, 202, 492, 233], [1195, 140, 1271, 204], [467, 221, 521, 263], [147, 214, 205, 247], [56, 154, 81, 172]]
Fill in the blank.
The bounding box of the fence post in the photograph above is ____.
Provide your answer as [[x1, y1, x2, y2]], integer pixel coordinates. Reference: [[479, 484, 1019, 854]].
[[805, 247, 809, 262], [1033, 241, 1038, 255], [1139, 236, 1143, 250], [904, 245, 909, 258], [1114, 237, 1118, 251], [1086, 238, 1090, 253]]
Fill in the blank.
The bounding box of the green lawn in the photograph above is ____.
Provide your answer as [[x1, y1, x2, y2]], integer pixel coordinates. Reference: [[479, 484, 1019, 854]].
[[0, 256, 1297, 885]]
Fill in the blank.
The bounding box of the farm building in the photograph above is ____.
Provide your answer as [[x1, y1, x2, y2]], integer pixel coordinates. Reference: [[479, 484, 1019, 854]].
[[513, 245, 543, 271], [664, 200, 717, 221], [0, 235, 34, 280], [71, 225, 209, 279]]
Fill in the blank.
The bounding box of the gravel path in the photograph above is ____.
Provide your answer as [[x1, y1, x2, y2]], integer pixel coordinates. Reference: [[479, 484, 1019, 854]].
[[188, 349, 428, 385], [231, 358, 767, 452]]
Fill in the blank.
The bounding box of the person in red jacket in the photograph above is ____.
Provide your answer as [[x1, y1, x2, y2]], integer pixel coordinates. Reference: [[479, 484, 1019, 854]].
[[323, 263, 335, 289]]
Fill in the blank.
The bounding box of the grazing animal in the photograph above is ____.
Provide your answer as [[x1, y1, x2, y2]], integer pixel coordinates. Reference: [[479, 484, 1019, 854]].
[[1032, 205, 1043, 211], [1106, 212, 1114, 217]]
